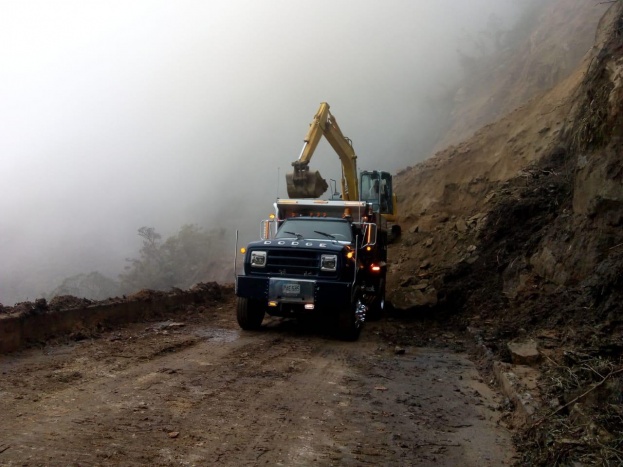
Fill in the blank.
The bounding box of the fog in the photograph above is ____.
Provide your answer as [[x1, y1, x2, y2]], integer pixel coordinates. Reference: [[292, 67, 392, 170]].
[[1, 0, 525, 304]]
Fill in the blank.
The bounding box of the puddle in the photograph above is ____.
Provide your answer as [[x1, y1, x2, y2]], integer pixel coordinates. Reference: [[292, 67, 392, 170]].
[[194, 327, 239, 343], [149, 321, 186, 331]]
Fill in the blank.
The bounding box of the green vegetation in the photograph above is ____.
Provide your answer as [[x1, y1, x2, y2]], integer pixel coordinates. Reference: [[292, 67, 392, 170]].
[[119, 224, 228, 292], [48, 224, 229, 300]]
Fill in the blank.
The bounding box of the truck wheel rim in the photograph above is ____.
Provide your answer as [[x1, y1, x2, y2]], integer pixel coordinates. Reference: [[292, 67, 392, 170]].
[[354, 298, 367, 327]]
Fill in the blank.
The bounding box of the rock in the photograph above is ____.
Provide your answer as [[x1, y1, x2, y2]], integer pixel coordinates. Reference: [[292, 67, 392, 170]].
[[424, 238, 433, 247], [414, 288, 437, 307], [409, 225, 419, 234], [507, 338, 540, 365], [467, 245, 477, 253], [400, 275, 417, 287], [168, 431, 180, 438], [419, 259, 431, 269], [391, 285, 438, 309], [394, 346, 406, 355], [569, 402, 591, 425], [530, 247, 569, 285], [493, 362, 540, 426], [455, 220, 468, 233]]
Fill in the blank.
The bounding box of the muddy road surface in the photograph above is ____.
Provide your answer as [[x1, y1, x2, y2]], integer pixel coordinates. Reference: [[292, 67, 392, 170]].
[[0, 293, 514, 466]]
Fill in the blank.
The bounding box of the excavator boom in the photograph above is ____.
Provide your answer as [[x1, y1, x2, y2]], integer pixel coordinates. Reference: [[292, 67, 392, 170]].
[[286, 102, 358, 200]]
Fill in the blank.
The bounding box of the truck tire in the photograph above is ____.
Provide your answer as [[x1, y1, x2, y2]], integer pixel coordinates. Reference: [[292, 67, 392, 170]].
[[237, 297, 265, 330], [337, 294, 365, 341], [367, 279, 386, 321]]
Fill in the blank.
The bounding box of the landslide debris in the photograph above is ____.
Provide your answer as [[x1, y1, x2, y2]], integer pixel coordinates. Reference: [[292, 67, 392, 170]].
[[0, 282, 224, 317], [389, 2, 623, 465], [49, 295, 93, 311]]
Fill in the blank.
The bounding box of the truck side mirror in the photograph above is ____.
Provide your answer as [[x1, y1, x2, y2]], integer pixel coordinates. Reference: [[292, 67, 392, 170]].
[[362, 223, 377, 247], [260, 219, 274, 240]]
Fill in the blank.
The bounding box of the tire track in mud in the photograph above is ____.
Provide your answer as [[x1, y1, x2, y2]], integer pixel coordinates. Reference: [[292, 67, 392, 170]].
[[204, 341, 357, 466], [0, 310, 515, 466]]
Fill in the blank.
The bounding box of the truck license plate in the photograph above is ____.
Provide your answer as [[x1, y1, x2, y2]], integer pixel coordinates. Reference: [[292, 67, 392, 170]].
[[282, 283, 300, 295]]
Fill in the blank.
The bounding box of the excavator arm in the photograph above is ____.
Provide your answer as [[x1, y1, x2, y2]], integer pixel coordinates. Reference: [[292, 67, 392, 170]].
[[286, 102, 358, 200]]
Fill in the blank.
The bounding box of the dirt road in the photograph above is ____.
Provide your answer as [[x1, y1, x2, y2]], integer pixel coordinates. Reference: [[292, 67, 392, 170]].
[[0, 293, 514, 466]]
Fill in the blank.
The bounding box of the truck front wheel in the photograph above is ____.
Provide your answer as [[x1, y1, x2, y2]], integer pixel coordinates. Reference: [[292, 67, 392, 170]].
[[367, 279, 386, 321], [237, 297, 266, 330], [337, 294, 365, 341]]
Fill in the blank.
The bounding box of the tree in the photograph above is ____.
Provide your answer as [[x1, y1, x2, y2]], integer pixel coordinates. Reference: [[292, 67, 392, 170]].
[[119, 225, 229, 293]]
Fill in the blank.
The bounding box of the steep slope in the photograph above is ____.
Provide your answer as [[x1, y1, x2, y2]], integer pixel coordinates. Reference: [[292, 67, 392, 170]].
[[388, 0, 615, 308], [388, 50, 587, 309], [389, 2, 623, 464], [438, 0, 610, 149]]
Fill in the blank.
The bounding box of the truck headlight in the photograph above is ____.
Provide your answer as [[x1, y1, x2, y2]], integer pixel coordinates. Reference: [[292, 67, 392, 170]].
[[250, 251, 267, 267], [320, 254, 337, 271]]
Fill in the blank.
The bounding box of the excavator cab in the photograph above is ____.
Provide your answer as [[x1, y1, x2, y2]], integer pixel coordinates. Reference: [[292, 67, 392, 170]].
[[360, 170, 393, 216]]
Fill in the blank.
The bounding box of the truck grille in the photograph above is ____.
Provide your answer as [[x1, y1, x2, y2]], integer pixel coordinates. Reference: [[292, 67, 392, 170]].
[[265, 249, 320, 277]]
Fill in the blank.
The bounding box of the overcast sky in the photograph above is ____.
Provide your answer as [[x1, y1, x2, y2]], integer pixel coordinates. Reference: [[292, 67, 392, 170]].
[[0, 0, 524, 303]]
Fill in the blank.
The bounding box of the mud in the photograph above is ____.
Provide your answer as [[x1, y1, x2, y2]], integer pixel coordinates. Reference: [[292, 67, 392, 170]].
[[0, 291, 515, 466]]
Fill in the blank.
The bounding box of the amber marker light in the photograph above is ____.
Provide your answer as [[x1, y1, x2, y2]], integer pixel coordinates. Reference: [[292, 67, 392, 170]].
[[268, 301, 278, 307], [269, 214, 275, 219], [347, 251, 354, 259], [240, 247, 246, 254], [371, 265, 381, 272], [366, 246, 372, 251]]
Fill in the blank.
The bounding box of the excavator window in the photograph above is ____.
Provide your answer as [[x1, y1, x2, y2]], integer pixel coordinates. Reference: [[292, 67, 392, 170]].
[[360, 173, 380, 212], [380, 172, 392, 214], [360, 171, 392, 215]]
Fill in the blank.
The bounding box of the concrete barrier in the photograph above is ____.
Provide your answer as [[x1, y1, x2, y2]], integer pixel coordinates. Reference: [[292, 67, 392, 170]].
[[0, 284, 224, 354]]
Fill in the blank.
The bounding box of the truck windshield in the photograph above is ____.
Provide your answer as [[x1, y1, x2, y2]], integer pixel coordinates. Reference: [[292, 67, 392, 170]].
[[275, 218, 353, 242]]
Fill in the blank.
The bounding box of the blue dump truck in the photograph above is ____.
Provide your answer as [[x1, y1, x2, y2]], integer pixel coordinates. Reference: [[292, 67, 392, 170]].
[[235, 198, 387, 340]]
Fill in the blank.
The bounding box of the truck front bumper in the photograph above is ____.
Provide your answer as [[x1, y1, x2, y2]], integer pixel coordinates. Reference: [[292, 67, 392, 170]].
[[236, 275, 353, 310]]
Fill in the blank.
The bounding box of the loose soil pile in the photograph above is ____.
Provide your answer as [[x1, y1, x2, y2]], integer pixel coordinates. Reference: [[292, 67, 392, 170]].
[[388, 2, 623, 464]]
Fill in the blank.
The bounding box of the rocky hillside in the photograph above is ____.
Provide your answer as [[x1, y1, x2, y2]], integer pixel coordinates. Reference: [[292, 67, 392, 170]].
[[388, 1, 623, 464], [437, 0, 610, 150], [388, 0, 618, 308]]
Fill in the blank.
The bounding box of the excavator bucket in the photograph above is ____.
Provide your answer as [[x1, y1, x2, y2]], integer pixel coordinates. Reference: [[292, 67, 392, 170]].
[[286, 170, 328, 198]]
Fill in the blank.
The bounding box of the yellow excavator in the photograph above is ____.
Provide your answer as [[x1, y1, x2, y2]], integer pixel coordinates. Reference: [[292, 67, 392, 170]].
[[286, 102, 400, 235], [286, 102, 358, 200]]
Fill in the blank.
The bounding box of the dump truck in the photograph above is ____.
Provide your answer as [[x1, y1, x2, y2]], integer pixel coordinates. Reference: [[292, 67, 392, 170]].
[[235, 198, 387, 340]]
